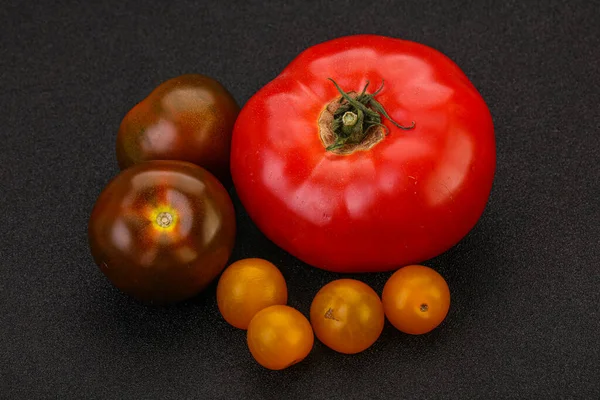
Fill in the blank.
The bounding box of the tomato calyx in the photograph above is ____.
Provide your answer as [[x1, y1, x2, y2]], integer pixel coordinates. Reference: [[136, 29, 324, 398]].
[[324, 308, 340, 321], [320, 79, 415, 153]]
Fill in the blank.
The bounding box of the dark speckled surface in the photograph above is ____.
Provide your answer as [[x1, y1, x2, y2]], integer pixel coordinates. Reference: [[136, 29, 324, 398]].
[[1, 0, 598, 398]]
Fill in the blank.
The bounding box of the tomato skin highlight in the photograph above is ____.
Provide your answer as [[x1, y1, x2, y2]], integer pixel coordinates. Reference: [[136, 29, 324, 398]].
[[116, 74, 239, 185], [382, 265, 451, 335], [88, 160, 236, 304], [231, 35, 496, 273]]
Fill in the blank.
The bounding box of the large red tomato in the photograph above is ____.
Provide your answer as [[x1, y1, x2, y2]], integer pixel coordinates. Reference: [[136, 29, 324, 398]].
[[231, 35, 496, 273]]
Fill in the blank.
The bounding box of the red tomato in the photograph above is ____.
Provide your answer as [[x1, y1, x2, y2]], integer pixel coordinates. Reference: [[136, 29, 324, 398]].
[[231, 35, 496, 272]]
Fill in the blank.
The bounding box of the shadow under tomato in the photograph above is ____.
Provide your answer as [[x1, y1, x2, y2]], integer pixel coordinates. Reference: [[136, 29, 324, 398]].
[[79, 179, 509, 382], [82, 274, 229, 351], [373, 204, 512, 357]]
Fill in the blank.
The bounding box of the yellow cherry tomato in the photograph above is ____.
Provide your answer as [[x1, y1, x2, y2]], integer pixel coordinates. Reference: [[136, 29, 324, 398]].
[[247, 305, 314, 370], [382, 265, 450, 335], [310, 279, 385, 354], [217, 258, 287, 329]]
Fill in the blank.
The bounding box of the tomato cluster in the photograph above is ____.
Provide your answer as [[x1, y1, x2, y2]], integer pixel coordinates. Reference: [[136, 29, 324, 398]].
[[89, 74, 239, 305], [88, 34, 494, 370], [216, 259, 450, 369]]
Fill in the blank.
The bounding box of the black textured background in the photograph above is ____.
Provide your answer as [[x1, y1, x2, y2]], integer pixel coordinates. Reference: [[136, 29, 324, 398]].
[[1, 0, 599, 398]]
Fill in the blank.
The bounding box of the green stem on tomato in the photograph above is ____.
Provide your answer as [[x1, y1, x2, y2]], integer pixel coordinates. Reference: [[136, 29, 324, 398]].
[[326, 78, 415, 151]]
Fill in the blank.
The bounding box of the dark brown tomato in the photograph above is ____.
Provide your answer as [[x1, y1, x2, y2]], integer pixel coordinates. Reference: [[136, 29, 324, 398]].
[[88, 160, 236, 304], [116, 74, 240, 185]]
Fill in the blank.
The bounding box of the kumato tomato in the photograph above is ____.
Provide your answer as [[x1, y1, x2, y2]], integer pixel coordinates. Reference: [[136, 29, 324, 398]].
[[217, 258, 288, 329], [247, 305, 314, 370], [116, 74, 239, 185], [310, 279, 384, 354], [88, 160, 236, 304], [231, 35, 496, 272], [382, 265, 450, 335]]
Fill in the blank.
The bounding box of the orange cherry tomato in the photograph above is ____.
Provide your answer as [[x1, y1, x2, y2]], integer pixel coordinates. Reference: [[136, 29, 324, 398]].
[[247, 305, 314, 370], [216, 258, 288, 329], [309, 279, 384, 354], [382, 265, 451, 335]]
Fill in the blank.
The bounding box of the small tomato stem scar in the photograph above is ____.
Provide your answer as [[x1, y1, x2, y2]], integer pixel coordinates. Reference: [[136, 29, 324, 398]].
[[156, 211, 174, 228]]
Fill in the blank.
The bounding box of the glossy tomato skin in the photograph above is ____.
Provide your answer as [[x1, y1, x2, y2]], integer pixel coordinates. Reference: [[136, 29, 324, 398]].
[[247, 305, 314, 370], [310, 279, 384, 354], [116, 74, 239, 185], [231, 35, 496, 272], [382, 265, 450, 335], [217, 258, 288, 329], [88, 160, 236, 304]]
